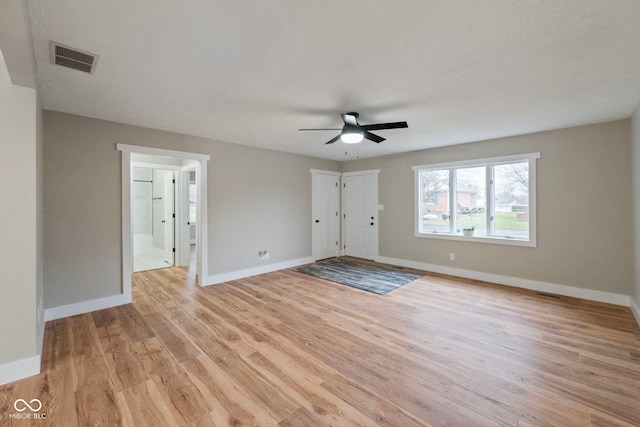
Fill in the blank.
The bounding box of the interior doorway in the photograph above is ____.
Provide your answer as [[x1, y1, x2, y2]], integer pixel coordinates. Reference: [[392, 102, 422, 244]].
[[130, 157, 190, 272], [118, 143, 210, 304], [132, 167, 175, 272]]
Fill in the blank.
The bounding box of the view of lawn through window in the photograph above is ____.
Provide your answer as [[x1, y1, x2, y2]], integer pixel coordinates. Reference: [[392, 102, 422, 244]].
[[415, 155, 537, 243]]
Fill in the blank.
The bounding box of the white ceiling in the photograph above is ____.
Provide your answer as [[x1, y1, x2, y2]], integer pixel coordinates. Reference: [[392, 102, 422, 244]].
[[26, 0, 640, 161]]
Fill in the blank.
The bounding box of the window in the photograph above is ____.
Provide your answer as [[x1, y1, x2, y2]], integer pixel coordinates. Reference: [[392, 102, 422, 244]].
[[414, 153, 539, 246]]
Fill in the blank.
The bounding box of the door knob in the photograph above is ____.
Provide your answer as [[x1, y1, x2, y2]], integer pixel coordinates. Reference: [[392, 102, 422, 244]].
[[370, 222, 374, 226], [315, 220, 320, 223]]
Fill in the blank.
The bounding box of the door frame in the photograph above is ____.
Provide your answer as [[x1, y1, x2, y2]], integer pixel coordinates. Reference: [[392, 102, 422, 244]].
[[118, 144, 210, 303], [311, 169, 341, 261], [341, 169, 380, 260], [180, 167, 197, 266]]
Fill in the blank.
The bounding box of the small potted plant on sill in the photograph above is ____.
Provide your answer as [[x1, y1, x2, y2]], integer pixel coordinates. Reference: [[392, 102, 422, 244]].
[[462, 226, 475, 237]]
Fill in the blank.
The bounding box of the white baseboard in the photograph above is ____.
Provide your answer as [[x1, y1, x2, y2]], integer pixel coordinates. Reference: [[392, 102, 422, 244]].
[[0, 354, 41, 386], [377, 256, 630, 307], [44, 293, 130, 322], [206, 256, 314, 286], [631, 297, 640, 327]]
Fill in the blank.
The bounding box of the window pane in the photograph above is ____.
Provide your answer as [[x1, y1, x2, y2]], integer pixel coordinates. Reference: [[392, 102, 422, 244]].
[[494, 162, 529, 239], [455, 167, 486, 235], [419, 169, 450, 233]]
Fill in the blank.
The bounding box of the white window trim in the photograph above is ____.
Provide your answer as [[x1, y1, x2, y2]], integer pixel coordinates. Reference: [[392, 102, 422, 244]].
[[413, 153, 539, 247]]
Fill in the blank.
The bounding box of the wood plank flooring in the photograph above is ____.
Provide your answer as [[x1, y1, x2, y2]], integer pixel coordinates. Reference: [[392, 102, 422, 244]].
[[1, 258, 640, 426]]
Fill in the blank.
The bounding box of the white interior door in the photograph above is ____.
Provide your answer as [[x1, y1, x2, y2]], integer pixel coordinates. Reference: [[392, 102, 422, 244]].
[[152, 170, 165, 250], [343, 171, 378, 260], [163, 171, 175, 265], [312, 171, 340, 260], [179, 170, 190, 267]]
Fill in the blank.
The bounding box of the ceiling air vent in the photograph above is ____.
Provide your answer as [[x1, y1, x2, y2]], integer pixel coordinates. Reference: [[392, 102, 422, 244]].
[[50, 42, 98, 74]]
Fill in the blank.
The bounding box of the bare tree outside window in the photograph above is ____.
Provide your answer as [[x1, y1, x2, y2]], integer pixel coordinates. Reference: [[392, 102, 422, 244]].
[[506, 162, 529, 189], [420, 169, 449, 233], [421, 170, 449, 205], [494, 162, 529, 238]]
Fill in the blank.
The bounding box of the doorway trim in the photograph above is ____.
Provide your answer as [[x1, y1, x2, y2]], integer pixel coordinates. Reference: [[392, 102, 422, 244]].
[[180, 167, 197, 265], [118, 144, 210, 302]]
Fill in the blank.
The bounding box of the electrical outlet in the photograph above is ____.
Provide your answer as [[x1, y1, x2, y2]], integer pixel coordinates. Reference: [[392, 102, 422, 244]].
[[449, 253, 455, 261], [259, 250, 270, 260]]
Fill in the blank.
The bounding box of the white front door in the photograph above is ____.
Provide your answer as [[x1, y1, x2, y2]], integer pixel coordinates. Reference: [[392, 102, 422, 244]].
[[312, 171, 340, 260], [343, 171, 378, 260], [163, 171, 175, 265]]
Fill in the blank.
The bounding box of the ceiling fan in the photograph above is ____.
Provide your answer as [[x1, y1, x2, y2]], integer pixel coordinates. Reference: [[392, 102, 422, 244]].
[[299, 112, 408, 145]]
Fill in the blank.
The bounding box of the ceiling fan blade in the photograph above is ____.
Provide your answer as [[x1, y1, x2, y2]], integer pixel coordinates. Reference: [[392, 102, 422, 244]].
[[324, 135, 342, 145], [361, 121, 408, 131], [298, 128, 342, 131], [341, 113, 359, 127], [363, 131, 385, 143]]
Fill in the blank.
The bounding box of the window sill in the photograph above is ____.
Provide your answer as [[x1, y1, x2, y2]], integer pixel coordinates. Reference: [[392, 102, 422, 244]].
[[415, 231, 536, 247]]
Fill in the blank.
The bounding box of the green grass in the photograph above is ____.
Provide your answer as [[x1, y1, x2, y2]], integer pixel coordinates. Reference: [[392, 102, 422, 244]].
[[495, 212, 529, 231], [424, 212, 528, 231]]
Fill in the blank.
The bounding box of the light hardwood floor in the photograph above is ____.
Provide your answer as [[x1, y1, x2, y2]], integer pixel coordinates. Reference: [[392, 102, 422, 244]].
[[1, 258, 640, 426]]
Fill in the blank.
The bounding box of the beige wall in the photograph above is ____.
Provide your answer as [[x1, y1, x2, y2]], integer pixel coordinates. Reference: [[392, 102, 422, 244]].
[[0, 0, 44, 372], [0, 56, 39, 365], [43, 111, 339, 308], [632, 106, 640, 309], [35, 85, 44, 354], [343, 120, 633, 295], [0, 0, 37, 89]]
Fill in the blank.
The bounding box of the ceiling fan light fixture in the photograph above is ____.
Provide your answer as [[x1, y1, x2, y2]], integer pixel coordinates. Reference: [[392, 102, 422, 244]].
[[298, 111, 407, 145], [340, 131, 364, 144]]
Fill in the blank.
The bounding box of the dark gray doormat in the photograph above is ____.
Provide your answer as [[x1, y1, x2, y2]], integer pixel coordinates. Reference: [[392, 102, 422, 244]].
[[296, 258, 423, 295]]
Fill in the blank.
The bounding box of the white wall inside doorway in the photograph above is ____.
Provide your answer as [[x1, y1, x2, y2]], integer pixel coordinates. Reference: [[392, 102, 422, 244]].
[[132, 166, 175, 272]]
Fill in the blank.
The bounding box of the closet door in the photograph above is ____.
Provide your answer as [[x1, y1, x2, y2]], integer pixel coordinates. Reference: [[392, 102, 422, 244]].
[[312, 170, 340, 260]]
